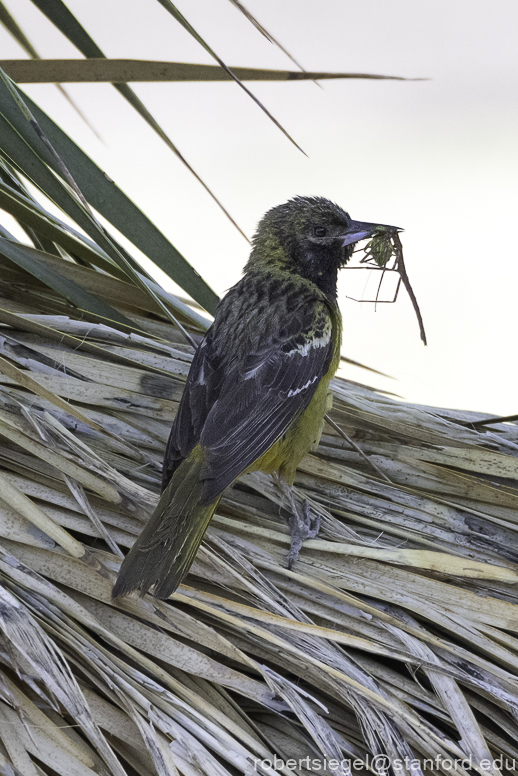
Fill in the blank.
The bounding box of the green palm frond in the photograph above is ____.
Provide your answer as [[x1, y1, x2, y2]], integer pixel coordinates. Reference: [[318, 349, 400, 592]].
[[0, 68, 219, 317], [0, 58, 415, 84]]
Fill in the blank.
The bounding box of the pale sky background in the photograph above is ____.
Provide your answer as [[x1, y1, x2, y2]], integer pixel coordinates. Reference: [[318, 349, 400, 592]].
[[1, 0, 517, 416]]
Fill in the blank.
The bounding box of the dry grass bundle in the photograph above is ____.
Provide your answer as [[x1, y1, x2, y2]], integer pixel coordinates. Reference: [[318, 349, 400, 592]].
[[0, 250, 517, 776]]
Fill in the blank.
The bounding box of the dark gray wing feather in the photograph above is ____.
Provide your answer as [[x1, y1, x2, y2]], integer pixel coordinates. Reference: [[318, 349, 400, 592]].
[[162, 279, 335, 502]]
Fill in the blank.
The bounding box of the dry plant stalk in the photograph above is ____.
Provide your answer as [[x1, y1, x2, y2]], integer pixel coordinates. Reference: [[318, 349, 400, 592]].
[[352, 227, 428, 345], [0, 253, 517, 776]]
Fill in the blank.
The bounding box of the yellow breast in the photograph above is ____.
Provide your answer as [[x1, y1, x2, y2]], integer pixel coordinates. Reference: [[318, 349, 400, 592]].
[[252, 305, 342, 484]]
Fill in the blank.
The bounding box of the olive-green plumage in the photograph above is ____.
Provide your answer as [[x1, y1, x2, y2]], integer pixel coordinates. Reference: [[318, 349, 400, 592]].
[[113, 197, 390, 599]]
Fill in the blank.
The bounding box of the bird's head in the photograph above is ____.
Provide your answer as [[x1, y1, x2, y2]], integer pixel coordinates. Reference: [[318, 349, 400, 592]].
[[248, 196, 398, 299]]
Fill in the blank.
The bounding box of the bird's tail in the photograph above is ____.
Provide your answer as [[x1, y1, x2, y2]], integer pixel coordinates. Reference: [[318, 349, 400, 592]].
[[112, 447, 219, 600]]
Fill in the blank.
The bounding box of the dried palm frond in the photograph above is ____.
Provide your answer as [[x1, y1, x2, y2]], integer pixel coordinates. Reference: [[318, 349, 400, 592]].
[[0, 247, 517, 775]]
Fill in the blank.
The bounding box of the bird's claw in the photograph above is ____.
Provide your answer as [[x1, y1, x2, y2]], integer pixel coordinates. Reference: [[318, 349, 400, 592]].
[[287, 499, 321, 568]]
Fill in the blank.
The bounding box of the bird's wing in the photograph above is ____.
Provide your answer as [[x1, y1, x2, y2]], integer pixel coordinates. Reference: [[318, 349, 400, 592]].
[[162, 332, 222, 489], [198, 297, 336, 502]]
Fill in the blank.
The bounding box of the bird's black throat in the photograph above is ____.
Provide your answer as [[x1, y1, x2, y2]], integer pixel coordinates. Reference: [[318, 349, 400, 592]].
[[294, 239, 350, 302]]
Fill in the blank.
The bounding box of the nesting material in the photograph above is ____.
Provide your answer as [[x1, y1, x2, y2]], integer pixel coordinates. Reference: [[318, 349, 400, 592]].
[[358, 228, 427, 345]]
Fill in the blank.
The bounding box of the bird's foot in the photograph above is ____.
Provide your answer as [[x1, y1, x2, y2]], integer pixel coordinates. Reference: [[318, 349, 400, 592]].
[[287, 498, 321, 569], [273, 474, 321, 568]]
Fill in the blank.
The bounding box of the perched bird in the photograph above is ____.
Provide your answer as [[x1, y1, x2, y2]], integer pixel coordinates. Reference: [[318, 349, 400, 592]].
[[113, 197, 396, 600]]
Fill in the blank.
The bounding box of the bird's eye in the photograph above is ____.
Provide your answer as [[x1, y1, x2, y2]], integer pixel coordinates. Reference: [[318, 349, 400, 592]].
[[313, 226, 327, 237]]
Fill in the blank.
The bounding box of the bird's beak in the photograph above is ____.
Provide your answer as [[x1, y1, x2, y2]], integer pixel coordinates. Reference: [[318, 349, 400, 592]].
[[340, 220, 402, 247]]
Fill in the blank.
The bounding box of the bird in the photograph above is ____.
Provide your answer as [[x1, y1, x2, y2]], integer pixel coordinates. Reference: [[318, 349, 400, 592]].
[[112, 196, 397, 600]]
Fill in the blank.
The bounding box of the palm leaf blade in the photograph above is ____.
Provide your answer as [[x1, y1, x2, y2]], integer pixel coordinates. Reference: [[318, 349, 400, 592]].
[[0, 58, 416, 83]]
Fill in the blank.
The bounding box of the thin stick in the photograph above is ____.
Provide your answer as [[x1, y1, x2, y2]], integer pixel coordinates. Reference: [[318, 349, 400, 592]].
[[344, 231, 427, 346], [470, 413, 518, 428], [392, 232, 427, 345], [324, 414, 393, 483]]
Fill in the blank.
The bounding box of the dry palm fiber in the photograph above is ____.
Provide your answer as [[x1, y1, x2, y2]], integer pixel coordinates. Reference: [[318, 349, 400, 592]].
[[0, 258, 518, 776]]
